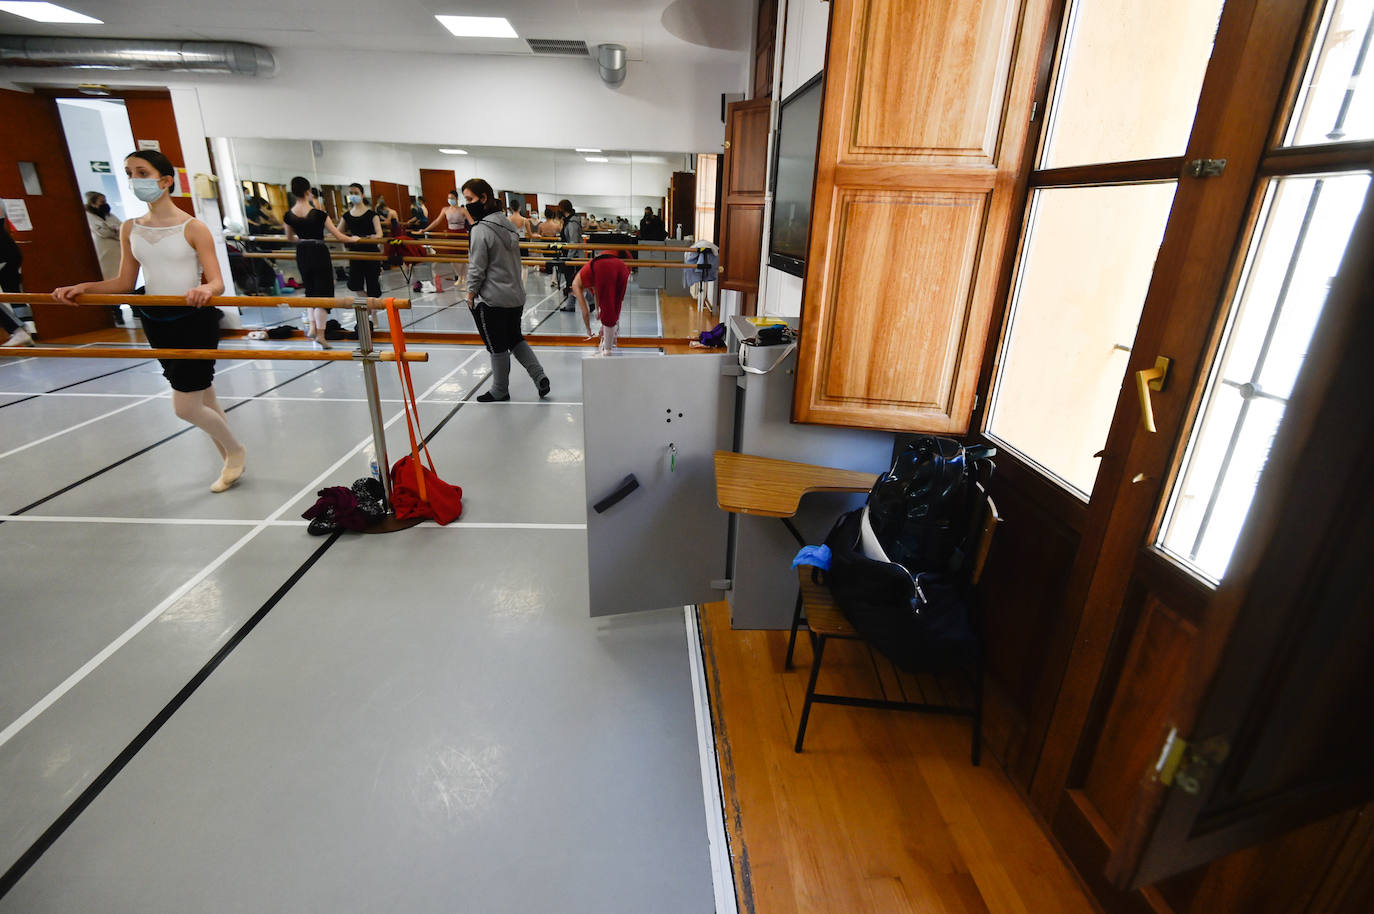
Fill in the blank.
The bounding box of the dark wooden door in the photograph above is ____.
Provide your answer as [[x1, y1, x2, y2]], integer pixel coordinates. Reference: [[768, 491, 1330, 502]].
[[1023, 0, 1374, 900], [718, 97, 771, 308], [418, 169, 456, 225]]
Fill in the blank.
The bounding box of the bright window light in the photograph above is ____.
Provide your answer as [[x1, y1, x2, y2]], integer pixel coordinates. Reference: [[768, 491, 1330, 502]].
[[438, 148, 468, 155], [584, 156, 610, 163], [434, 15, 517, 38], [0, 2, 103, 23], [575, 148, 602, 153]]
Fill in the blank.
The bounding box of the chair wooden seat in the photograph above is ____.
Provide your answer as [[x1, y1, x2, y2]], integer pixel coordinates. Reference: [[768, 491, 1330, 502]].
[[795, 568, 856, 638]]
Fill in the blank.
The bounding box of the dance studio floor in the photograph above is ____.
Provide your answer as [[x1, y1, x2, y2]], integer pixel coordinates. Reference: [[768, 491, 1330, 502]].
[[0, 327, 719, 911]]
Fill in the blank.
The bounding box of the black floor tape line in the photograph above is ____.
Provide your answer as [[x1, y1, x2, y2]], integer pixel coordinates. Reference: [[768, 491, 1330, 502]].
[[5, 361, 334, 520], [0, 531, 343, 900], [0, 361, 147, 411]]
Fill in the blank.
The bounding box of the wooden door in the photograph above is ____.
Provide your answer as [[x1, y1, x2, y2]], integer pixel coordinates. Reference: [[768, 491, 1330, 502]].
[[0, 87, 105, 339], [418, 168, 456, 224], [369, 180, 406, 231], [753, 0, 777, 99], [792, 0, 1052, 433], [718, 97, 771, 309], [1021, 0, 1374, 901]]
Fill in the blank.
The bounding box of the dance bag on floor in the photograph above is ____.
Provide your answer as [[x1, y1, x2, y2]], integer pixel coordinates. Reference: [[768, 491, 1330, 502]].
[[386, 298, 463, 524]]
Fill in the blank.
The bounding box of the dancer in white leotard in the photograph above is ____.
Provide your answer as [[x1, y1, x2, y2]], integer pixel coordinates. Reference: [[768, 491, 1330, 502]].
[[421, 190, 471, 292], [54, 149, 246, 493]]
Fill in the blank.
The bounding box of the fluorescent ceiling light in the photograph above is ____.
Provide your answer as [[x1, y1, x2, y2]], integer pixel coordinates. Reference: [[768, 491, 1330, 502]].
[[438, 148, 468, 155], [434, 15, 517, 38], [0, 2, 102, 23], [584, 156, 610, 163], [575, 148, 602, 153]]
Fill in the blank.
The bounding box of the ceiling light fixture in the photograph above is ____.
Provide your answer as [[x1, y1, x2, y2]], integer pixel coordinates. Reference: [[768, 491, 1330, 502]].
[[575, 148, 602, 153], [434, 15, 517, 38], [584, 156, 610, 163], [438, 148, 468, 155], [0, 2, 102, 23]]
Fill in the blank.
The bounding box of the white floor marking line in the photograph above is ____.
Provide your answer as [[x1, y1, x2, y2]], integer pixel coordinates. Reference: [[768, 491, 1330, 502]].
[[215, 396, 406, 404], [0, 515, 263, 526], [0, 394, 163, 461], [0, 391, 153, 398], [0, 350, 484, 751], [685, 605, 741, 914]]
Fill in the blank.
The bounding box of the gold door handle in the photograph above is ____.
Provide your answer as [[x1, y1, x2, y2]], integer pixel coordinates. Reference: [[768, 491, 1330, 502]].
[[1136, 356, 1171, 433]]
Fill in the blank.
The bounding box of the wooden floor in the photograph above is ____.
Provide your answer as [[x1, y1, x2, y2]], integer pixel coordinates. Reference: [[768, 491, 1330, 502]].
[[699, 600, 1099, 914]]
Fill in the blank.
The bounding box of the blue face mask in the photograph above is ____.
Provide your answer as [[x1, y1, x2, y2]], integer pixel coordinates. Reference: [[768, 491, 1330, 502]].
[[130, 177, 165, 203], [348, 194, 362, 204]]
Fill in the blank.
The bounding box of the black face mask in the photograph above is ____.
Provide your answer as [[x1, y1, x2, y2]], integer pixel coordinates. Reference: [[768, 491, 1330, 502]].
[[466, 200, 487, 221], [89, 203, 111, 217]]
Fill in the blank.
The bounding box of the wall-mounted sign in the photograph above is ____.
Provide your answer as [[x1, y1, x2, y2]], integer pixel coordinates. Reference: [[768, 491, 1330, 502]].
[[136, 139, 161, 152], [1, 199, 33, 232], [91, 160, 111, 173]]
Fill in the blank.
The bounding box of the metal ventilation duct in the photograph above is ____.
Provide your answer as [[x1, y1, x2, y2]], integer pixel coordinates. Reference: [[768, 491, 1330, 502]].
[[596, 43, 626, 88], [0, 37, 276, 76], [526, 38, 588, 56]]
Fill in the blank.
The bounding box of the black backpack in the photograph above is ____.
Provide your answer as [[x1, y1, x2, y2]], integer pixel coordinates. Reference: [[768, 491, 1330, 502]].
[[820, 436, 995, 672]]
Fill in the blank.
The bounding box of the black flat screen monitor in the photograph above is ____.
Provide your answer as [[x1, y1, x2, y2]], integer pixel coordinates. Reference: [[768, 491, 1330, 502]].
[[768, 74, 823, 278]]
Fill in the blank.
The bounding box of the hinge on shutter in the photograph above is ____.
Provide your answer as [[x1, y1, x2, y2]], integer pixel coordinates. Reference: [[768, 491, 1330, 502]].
[[1156, 727, 1230, 794], [1184, 158, 1227, 178], [1030, 101, 1039, 123]]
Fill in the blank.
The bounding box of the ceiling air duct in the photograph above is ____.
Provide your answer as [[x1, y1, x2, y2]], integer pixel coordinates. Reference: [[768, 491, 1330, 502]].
[[0, 37, 276, 76], [596, 43, 626, 88]]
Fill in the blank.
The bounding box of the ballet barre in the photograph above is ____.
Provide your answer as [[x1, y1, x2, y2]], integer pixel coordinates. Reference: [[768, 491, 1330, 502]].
[[0, 293, 421, 512], [0, 293, 410, 309]]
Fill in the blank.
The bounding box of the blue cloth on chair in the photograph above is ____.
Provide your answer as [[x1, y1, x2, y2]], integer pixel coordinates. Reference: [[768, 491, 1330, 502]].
[[792, 544, 831, 570]]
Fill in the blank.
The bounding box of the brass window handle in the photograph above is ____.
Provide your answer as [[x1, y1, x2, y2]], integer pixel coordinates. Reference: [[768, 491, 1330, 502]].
[[1136, 356, 1172, 433]]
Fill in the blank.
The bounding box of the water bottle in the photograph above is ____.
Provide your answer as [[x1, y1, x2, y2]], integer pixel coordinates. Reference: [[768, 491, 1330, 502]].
[[365, 445, 380, 481]]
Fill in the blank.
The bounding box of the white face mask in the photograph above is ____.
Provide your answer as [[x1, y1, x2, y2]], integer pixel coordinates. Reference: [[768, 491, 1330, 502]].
[[348, 194, 362, 204], [130, 177, 165, 203], [448, 197, 458, 206]]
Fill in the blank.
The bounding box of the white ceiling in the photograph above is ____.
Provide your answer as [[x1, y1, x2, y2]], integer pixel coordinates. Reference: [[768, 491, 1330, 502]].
[[0, 0, 754, 63]]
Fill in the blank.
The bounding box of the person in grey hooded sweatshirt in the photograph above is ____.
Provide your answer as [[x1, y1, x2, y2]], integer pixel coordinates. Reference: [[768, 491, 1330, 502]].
[[463, 177, 550, 402]]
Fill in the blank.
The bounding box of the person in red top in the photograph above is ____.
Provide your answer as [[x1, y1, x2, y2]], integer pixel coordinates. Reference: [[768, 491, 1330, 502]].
[[572, 252, 630, 355]]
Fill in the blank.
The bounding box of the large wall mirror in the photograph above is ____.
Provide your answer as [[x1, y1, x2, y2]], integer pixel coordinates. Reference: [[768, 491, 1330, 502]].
[[213, 138, 714, 338]]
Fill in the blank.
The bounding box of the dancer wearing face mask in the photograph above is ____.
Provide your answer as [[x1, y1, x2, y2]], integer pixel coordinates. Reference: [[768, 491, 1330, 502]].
[[53, 150, 247, 492], [421, 190, 472, 293], [340, 183, 383, 299], [463, 178, 549, 402], [282, 176, 358, 348]]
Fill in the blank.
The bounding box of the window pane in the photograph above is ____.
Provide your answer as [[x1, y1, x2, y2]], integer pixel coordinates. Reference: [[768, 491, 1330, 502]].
[[987, 184, 1176, 496], [1158, 173, 1371, 580], [1285, 0, 1374, 146], [1040, 0, 1225, 168]]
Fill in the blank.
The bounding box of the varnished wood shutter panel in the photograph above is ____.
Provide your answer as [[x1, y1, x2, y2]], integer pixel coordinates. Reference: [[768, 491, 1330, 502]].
[[795, 0, 1051, 433], [720, 98, 772, 293]]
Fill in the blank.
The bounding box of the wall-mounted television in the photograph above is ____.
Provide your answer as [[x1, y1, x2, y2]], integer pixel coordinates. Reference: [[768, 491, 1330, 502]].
[[768, 73, 824, 278]]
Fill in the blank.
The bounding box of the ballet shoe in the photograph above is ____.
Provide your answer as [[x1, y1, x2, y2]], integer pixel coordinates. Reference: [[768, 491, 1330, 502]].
[[211, 450, 246, 493]]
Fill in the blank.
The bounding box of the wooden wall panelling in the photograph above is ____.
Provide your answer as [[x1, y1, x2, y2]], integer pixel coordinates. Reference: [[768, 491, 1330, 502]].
[[794, 0, 1054, 433], [718, 98, 770, 302], [122, 94, 194, 217], [754, 0, 777, 99], [419, 169, 456, 222], [0, 88, 107, 339]]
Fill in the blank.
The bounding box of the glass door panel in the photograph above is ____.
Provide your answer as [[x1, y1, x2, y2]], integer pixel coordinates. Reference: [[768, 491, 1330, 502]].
[[1284, 0, 1374, 146]]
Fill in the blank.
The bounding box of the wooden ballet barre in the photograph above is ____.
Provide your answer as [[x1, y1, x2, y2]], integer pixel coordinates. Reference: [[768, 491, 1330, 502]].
[[0, 293, 410, 310], [241, 251, 387, 262], [0, 347, 429, 362]]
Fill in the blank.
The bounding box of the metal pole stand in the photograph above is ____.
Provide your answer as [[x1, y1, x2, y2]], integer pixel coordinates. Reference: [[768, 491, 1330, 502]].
[[353, 297, 422, 534]]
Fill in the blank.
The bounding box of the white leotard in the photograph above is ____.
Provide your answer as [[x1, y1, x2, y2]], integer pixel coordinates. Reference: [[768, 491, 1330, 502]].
[[129, 220, 201, 294]]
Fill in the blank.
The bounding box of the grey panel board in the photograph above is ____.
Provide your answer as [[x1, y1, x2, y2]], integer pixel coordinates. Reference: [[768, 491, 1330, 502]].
[[636, 239, 666, 290], [583, 352, 733, 616], [0, 520, 247, 727], [0, 530, 715, 914], [728, 345, 894, 629], [0, 526, 322, 875]]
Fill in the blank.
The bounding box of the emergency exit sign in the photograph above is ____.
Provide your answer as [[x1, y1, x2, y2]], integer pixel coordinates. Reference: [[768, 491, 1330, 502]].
[[90, 161, 111, 173]]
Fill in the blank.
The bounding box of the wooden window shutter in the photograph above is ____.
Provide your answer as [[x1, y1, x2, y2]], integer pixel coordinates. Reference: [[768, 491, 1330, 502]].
[[794, 0, 1053, 433]]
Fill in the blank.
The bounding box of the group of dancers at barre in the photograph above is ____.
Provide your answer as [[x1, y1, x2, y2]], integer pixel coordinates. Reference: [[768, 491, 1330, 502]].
[[47, 150, 554, 494]]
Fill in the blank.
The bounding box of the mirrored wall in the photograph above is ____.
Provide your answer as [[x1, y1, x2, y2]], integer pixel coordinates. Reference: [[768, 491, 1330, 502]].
[[214, 138, 714, 338]]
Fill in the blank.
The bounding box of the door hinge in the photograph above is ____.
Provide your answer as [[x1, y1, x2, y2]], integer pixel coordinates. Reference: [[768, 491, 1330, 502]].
[[1156, 727, 1230, 795], [710, 579, 733, 591], [1184, 158, 1227, 178]]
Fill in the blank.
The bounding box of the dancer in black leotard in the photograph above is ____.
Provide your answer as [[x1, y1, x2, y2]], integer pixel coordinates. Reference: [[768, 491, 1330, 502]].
[[340, 182, 383, 298], [282, 176, 357, 347]]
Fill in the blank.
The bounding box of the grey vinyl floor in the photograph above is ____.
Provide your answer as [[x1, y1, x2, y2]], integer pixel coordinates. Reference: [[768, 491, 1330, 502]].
[[236, 265, 667, 338], [0, 337, 716, 912]]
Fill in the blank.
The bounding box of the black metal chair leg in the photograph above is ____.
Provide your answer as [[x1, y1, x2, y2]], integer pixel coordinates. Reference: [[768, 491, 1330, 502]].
[[784, 588, 804, 670], [794, 634, 827, 753]]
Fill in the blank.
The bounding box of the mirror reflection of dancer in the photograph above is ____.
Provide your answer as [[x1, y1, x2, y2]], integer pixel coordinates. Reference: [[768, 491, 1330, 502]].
[[463, 178, 549, 402], [341, 182, 383, 298], [573, 252, 630, 356], [282, 176, 357, 348], [53, 150, 247, 492], [1, 204, 32, 347], [421, 190, 471, 293]]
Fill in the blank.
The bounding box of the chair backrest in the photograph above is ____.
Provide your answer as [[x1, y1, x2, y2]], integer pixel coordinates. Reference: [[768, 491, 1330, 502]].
[[969, 483, 1002, 588]]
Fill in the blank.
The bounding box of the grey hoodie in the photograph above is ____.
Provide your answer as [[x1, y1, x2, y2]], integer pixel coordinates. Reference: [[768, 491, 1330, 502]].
[[467, 211, 526, 309]]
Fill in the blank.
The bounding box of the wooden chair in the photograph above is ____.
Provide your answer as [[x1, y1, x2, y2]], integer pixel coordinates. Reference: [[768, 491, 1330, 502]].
[[793, 487, 1001, 764]]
